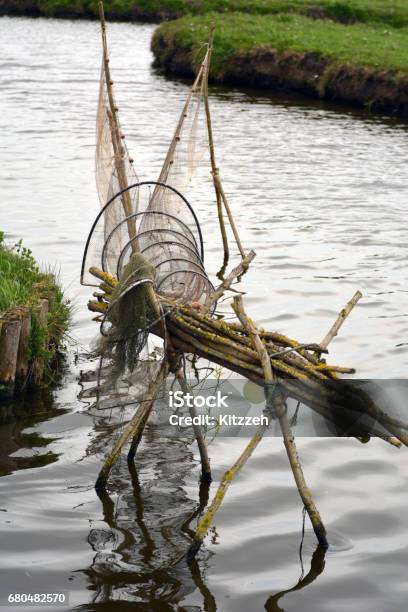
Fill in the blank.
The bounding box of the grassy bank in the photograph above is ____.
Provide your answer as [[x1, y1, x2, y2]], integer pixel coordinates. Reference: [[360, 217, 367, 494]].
[[152, 12, 408, 116], [0, 232, 70, 390], [1, 0, 408, 28], [2, 1, 408, 115]]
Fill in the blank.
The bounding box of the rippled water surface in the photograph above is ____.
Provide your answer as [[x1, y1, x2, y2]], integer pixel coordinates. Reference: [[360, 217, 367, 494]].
[[0, 16, 407, 611]]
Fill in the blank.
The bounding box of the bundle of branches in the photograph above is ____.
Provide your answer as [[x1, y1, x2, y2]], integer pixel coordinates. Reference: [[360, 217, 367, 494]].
[[87, 263, 407, 446]]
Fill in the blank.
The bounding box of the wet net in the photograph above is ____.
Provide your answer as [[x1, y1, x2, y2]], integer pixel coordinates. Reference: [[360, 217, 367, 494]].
[[81, 46, 213, 307]]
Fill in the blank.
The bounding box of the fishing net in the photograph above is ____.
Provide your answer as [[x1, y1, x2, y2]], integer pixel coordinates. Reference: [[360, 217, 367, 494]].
[[81, 53, 139, 287], [81, 28, 215, 406], [96, 253, 157, 379], [150, 50, 210, 211], [81, 45, 214, 305]]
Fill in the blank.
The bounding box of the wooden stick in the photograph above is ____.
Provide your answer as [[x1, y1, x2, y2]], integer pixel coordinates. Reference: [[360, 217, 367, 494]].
[[176, 368, 212, 483], [203, 27, 229, 271], [187, 293, 330, 561], [318, 291, 408, 444], [187, 418, 269, 562], [201, 26, 245, 260], [89, 266, 118, 287], [320, 291, 362, 350], [127, 389, 156, 463], [98, 1, 137, 249], [215, 173, 245, 259], [0, 316, 22, 398], [15, 306, 31, 384], [204, 249, 256, 311], [95, 360, 169, 490], [232, 296, 329, 549]]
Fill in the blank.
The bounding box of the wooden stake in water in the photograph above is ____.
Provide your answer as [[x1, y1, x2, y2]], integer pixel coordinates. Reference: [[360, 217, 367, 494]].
[[233, 296, 329, 549], [187, 295, 330, 561]]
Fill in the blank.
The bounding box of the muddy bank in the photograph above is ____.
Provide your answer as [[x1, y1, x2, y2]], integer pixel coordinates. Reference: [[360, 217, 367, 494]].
[[152, 33, 408, 117]]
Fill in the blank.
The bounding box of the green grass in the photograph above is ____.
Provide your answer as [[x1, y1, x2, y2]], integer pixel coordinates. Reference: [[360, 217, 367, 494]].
[[4, 0, 408, 28], [0, 232, 70, 360], [0, 233, 42, 313], [153, 12, 408, 75]]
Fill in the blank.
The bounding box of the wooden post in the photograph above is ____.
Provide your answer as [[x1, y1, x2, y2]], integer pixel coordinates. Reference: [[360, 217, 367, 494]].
[[204, 250, 256, 312], [15, 306, 31, 386], [0, 316, 22, 398], [187, 416, 269, 561]]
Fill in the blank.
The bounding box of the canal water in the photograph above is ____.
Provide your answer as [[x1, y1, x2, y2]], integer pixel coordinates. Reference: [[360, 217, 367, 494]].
[[0, 15, 407, 611]]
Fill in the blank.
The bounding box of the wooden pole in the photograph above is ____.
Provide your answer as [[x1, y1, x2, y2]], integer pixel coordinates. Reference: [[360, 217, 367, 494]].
[[15, 306, 31, 385], [187, 419, 269, 561], [176, 368, 212, 482], [320, 291, 362, 350], [204, 249, 256, 311], [232, 296, 329, 549], [0, 316, 22, 398], [98, 1, 138, 249], [202, 27, 245, 261], [202, 29, 229, 272]]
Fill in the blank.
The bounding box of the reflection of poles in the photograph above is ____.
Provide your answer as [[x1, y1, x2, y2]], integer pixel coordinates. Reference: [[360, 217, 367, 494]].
[[127, 461, 157, 563], [189, 556, 217, 612], [180, 476, 211, 539], [94, 458, 216, 608], [264, 544, 326, 612], [179, 478, 217, 612]]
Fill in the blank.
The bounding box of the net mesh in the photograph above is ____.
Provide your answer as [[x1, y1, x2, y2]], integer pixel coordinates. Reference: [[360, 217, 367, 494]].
[[82, 56, 139, 286], [82, 45, 214, 307], [97, 253, 157, 378]]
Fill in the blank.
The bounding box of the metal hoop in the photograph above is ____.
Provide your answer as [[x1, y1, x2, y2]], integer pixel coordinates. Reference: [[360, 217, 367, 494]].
[[81, 181, 204, 285], [139, 241, 204, 268], [116, 228, 201, 278], [157, 269, 215, 297], [101, 211, 202, 275]]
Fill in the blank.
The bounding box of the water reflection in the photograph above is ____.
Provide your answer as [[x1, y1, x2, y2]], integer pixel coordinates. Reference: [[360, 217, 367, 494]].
[[77, 408, 214, 609], [264, 544, 326, 612], [82, 447, 327, 611], [0, 388, 63, 476]]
